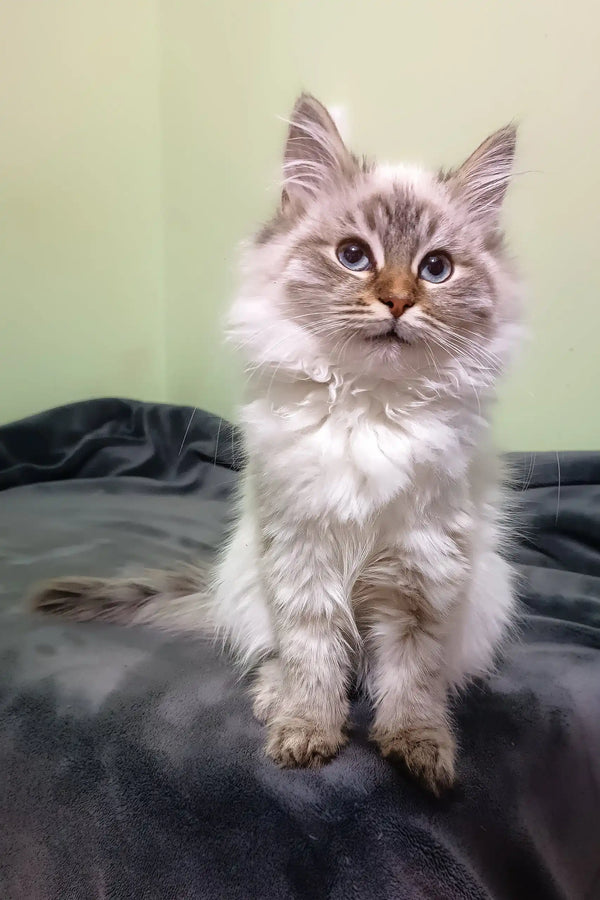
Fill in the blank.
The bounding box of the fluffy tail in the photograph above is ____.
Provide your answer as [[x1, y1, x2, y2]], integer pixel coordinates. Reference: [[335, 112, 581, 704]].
[[29, 565, 214, 635]]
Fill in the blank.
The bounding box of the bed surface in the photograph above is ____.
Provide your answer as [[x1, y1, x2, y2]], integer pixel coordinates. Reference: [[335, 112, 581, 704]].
[[1, 399, 599, 900]]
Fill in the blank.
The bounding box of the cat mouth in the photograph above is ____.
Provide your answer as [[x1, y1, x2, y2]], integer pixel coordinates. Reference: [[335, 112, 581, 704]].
[[366, 328, 410, 346]]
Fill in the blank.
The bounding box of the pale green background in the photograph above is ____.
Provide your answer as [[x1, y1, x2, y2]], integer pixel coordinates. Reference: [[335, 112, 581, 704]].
[[1, 0, 599, 450]]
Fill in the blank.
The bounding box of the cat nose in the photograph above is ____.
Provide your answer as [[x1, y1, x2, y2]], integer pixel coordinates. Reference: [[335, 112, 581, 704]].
[[378, 295, 414, 319]]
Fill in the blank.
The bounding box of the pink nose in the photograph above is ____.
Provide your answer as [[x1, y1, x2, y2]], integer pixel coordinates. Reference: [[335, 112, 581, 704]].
[[379, 295, 414, 319]]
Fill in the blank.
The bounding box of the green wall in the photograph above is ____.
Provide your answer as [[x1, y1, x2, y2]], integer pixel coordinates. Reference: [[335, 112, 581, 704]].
[[0, 1, 165, 424], [2, 0, 599, 450]]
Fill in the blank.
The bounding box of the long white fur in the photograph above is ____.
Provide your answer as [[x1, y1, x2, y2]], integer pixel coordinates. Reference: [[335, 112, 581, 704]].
[[199, 99, 524, 777]]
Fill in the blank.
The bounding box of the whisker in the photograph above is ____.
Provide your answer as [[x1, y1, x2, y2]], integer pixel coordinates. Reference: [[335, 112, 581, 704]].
[[212, 418, 223, 467], [555, 451, 561, 526], [178, 407, 197, 457]]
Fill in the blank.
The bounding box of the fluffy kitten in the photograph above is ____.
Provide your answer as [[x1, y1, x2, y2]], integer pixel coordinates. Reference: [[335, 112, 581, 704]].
[[32, 94, 522, 794]]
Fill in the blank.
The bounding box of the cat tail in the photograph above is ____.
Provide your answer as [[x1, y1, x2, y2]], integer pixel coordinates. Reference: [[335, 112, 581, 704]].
[[29, 564, 214, 635]]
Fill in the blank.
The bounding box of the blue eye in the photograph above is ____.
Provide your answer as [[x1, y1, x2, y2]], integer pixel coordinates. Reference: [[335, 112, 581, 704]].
[[337, 240, 373, 272], [418, 252, 453, 284]]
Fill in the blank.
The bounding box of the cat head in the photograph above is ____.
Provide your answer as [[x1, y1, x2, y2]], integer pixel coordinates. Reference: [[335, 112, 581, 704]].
[[229, 94, 521, 393]]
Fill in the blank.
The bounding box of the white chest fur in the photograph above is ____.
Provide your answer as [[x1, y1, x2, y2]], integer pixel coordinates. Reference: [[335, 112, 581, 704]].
[[242, 376, 481, 526]]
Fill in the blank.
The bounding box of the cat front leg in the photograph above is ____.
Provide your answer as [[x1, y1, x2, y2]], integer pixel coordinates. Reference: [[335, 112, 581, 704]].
[[360, 577, 459, 795], [258, 534, 353, 768]]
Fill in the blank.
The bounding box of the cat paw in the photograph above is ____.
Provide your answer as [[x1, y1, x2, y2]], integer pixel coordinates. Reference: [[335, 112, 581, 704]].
[[266, 717, 346, 768], [374, 722, 456, 796]]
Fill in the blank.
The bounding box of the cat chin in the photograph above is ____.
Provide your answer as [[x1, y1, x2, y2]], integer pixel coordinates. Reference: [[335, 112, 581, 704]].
[[329, 342, 419, 382]]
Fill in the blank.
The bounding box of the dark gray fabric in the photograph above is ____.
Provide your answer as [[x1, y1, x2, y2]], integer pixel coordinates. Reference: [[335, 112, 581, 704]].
[[0, 399, 599, 900]]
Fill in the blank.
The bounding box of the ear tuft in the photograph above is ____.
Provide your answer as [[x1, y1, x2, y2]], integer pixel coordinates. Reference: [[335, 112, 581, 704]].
[[449, 124, 517, 229], [282, 93, 355, 212]]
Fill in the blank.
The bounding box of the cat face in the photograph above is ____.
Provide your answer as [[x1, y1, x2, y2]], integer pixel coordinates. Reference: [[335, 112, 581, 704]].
[[230, 95, 521, 388]]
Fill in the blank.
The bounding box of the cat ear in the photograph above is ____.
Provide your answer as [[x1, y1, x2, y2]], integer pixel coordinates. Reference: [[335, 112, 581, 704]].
[[450, 124, 517, 229], [282, 93, 355, 212]]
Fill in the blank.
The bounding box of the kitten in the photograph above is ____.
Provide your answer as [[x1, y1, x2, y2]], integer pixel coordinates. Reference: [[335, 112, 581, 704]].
[[31, 94, 522, 794]]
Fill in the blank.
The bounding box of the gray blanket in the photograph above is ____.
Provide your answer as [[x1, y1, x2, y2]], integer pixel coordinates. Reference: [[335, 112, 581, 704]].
[[1, 399, 599, 900]]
